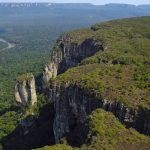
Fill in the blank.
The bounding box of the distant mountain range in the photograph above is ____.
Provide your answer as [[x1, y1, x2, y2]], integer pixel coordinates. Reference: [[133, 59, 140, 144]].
[[0, 3, 150, 7], [0, 3, 150, 18], [0, 3, 150, 34]]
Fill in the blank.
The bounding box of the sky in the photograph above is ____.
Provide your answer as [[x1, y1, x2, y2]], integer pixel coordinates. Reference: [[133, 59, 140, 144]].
[[0, 0, 149, 5]]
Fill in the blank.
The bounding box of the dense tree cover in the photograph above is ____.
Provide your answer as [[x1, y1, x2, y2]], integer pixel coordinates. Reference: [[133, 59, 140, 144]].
[[55, 17, 150, 109], [0, 111, 21, 140], [36, 17, 150, 150], [0, 42, 7, 50], [1, 3, 144, 143], [0, 5, 108, 142], [56, 64, 150, 109], [0, 3, 150, 149]]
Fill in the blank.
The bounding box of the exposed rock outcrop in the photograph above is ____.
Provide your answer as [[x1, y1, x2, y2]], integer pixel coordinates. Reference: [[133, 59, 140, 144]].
[[42, 35, 103, 85], [15, 73, 37, 106], [43, 34, 150, 143], [10, 17, 150, 150], [42, 63, 57, 88], [48, 83, 150, 144], [54, 36, 103, 74]]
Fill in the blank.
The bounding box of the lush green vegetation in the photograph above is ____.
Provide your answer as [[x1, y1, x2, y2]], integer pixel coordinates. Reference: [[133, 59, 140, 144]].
[[0, 111, 21, 140], [0, 42, 7, 50], [56, 64, 150, 109], [36, 144, 75, 150], [17, 73, 33, 82], [55, 17, 150, 109], [86, 109, 150, 150], [38, 17, 150, 150], [0, 4, 150, 149], [0, 4, 111, 142], [24, 94, 49, 118], [36, 109, 150, 150]]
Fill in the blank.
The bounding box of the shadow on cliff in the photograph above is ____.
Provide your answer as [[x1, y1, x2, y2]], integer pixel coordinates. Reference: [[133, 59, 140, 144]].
[[1, 103, 55, 150]]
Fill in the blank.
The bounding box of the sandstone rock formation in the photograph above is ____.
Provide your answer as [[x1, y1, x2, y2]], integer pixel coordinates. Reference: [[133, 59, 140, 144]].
[[11, 18, 150, 149], [41, 33, 150, 143], [42, 62, 57, 88], [53, 36, 103, 74], [15, 73, 37, 106], [48, 83, 150, 143], [42, 34, 103, 85]]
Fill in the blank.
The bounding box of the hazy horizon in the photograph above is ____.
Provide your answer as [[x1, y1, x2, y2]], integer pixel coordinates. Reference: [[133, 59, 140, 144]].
[[0, 0, 150, 5]]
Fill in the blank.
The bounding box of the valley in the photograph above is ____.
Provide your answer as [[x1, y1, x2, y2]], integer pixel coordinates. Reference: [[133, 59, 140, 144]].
[[0, 3, 150, 150], [1, 16, 150, 150]]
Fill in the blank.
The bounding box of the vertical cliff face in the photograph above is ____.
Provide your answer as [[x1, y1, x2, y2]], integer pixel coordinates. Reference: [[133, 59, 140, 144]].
[[48, 84, 150, 144], [41, 34, 150, 144], [42, 63, 57, 88], [42, 35, 103, 85], [10, 18, 150, 149], [15, 73, 37, 106], [53, 36, 103, 74], [41, 35, 104, 144], [49, 84, 96, 145]]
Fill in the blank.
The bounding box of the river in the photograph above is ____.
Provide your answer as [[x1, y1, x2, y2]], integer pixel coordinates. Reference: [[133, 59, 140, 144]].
[[0, 38, 15, 52]]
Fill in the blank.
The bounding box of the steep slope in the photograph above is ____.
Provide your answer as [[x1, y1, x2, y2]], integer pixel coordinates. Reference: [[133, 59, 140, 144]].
[[44, 17, 150, 144], [36, 16, 150, 149], [40, 16, 150, 148], [1, 4, 150, 148], [36, 109, 150, 150], [3, 17, 150, 150]]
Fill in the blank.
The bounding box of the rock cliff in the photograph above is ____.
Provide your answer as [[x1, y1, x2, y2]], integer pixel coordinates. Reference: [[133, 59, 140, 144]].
[[42, 34, 104, 85], [55, 36, 103, 73], [43, 29, 150, 143], [15, 73, 37, 106], [12, 17, 150, 149], [48, 83, 150, 144], [42, 63, 57, 88]]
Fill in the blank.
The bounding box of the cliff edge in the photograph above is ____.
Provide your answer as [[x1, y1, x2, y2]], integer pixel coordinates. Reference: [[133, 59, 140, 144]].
[[10, 17, 150, 150], [44, 17, 150, 143]]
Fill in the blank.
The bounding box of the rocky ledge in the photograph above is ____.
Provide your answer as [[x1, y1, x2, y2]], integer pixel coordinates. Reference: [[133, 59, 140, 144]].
[[13, 17, 150, 149], [42, 29, 150, 143]]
